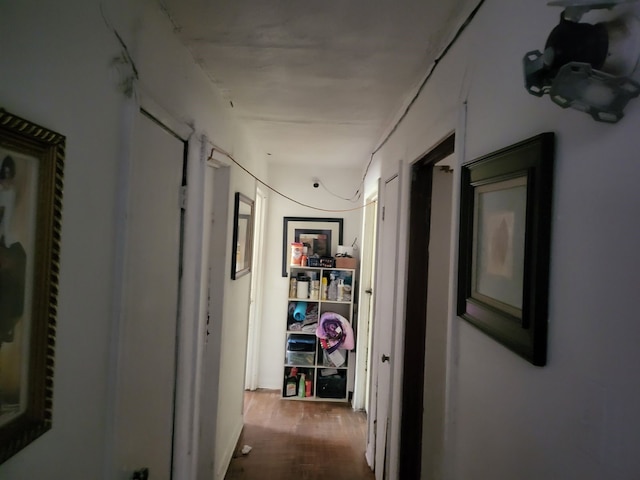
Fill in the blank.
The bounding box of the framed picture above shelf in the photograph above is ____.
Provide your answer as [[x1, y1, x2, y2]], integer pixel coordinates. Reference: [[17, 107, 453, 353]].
[[282, 217, 343, 277]]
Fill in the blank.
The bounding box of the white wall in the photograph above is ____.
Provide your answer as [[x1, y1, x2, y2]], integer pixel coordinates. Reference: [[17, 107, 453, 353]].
[[0, 2, 123, 477], [0, 1, 264, 479], [258, 164, 363, 389], [365, 0, 640, 478]]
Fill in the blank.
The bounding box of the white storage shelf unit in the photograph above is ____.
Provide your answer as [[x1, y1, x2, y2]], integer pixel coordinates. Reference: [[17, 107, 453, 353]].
[[282, 266, 355, 402]]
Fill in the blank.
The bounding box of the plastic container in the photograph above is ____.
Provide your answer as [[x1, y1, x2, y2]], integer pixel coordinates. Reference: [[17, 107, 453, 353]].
[[310, 280, 320, 300], [286, 351, 314, 366], [296, 275, 310, 299], [328, 274, 338, 301], [290, 242, 303, 265]]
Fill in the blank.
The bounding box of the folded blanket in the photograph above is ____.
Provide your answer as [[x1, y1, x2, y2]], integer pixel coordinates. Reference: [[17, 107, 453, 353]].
[[301, 322, 317, 333], [315, 312, 354, 352]]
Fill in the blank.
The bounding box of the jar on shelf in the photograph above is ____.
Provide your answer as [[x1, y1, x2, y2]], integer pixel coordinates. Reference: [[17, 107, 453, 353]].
[[310, 280, 320, 300], [296, 275, 310, 299]]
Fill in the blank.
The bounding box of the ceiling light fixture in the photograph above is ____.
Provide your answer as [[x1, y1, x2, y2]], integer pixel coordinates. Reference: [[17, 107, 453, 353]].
[[523, 0, 640, 122]]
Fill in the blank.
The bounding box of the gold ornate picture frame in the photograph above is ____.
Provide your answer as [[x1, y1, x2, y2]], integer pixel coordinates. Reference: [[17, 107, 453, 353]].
[[0, 109, 64, 463]]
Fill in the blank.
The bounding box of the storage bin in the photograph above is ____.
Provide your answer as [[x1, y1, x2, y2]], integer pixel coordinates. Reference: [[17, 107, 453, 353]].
[[319, 256, 335, 268], [316, 374, 346, 398], [287, 334, 316, 352], [335, 257, 357, 269], [286, 351, 315, 366]]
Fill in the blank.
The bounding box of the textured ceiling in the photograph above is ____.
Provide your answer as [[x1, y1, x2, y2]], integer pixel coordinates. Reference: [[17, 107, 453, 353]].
[[162, 0, 479, 167]]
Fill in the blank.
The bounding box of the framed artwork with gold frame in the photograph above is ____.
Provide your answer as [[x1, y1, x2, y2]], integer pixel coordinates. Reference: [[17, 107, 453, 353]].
[[0, 108, 64, 463]]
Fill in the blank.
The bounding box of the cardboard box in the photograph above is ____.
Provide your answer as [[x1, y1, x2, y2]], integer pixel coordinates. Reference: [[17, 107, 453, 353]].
[[335, 256, 357, 269]]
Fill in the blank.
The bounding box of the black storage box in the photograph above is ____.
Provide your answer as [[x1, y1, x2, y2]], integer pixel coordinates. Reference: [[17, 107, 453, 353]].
[[287, 334, 316, 352], [316, 375, 346, 398]]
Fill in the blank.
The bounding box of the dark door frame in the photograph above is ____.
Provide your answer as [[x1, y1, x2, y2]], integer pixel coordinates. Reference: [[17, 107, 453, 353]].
[[399, 132, 455, 479]]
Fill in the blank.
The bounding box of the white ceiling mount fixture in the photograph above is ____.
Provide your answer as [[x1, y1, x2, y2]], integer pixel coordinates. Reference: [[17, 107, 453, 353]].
[[205, 143, 232, 169]]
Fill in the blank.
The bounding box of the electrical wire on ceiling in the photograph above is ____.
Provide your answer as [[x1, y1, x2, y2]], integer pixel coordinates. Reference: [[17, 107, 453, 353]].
[[208, 148, 376, 213], [315, 177, 362, 203], [355, 0, 487, 192]]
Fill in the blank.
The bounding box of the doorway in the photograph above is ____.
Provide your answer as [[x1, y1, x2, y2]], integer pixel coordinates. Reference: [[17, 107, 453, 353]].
[[365, 173, 401, 480], [244, 185, 267, 391], [353, 192, 378, 412], [399, 133, 455, 479]]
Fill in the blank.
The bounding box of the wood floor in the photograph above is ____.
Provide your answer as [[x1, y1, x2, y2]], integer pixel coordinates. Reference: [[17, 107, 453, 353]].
[[225, 389, 375, 480]]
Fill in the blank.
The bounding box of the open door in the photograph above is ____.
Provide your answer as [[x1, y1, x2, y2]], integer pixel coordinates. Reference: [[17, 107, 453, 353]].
[[353, 193, 378, 411], [367, 173, 401, 480]]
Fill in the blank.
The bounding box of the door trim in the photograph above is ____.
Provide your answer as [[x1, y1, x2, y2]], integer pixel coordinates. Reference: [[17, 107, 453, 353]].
[[399, 133, 455, 479]]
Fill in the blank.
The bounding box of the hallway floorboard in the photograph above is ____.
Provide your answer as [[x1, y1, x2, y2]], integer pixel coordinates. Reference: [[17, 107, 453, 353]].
[[225, 389, 375, 480]]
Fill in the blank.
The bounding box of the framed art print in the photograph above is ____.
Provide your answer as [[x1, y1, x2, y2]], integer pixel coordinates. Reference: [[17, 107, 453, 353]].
[[457, 132, 554, 366], [282, 217, 343, 277], [0, 108, 64, 463]]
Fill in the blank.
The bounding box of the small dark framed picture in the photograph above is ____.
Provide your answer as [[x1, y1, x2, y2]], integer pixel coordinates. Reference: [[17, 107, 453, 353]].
[[457, 132, 554, 366], [231, 192, 254, 280]]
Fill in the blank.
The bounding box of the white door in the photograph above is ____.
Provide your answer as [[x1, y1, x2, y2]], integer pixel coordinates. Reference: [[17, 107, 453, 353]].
[[114, 110, 185, 480], [372, 174, 400, 480], [245, 186, 266, 391], [353, 194, 378, 411]]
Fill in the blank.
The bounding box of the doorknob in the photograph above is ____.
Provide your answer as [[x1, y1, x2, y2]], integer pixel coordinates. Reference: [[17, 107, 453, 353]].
[[381, 354, 390, 363]]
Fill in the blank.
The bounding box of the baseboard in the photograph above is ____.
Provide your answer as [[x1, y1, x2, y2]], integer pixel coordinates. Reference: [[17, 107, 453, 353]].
[[216, 420, 244, 480], [365, 440, 375, 469]]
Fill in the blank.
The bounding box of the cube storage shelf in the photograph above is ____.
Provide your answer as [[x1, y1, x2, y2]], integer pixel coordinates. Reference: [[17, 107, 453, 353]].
[[282, 266, 355, 402]]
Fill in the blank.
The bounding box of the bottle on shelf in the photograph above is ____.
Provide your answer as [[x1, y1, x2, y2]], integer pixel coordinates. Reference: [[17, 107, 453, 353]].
[[328, 273, 338, 301], [289, 278, 297, 298], [298, 373, 306, 398], [310, 280, 320, 300], [321, 277, 328, 300], [305, 379, 312, 397], [284, 367, 298, 397]]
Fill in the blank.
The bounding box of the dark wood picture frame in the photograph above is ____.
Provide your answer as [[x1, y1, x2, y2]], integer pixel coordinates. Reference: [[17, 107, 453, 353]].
[[0, 108, 64, 463], [282, 217, 343, 277], [231, 192, 254, 280], [457, 132, 554, 366]]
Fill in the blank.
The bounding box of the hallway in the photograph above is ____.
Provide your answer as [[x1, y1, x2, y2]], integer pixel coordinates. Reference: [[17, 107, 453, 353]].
[[225, 390, 374, 480]]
